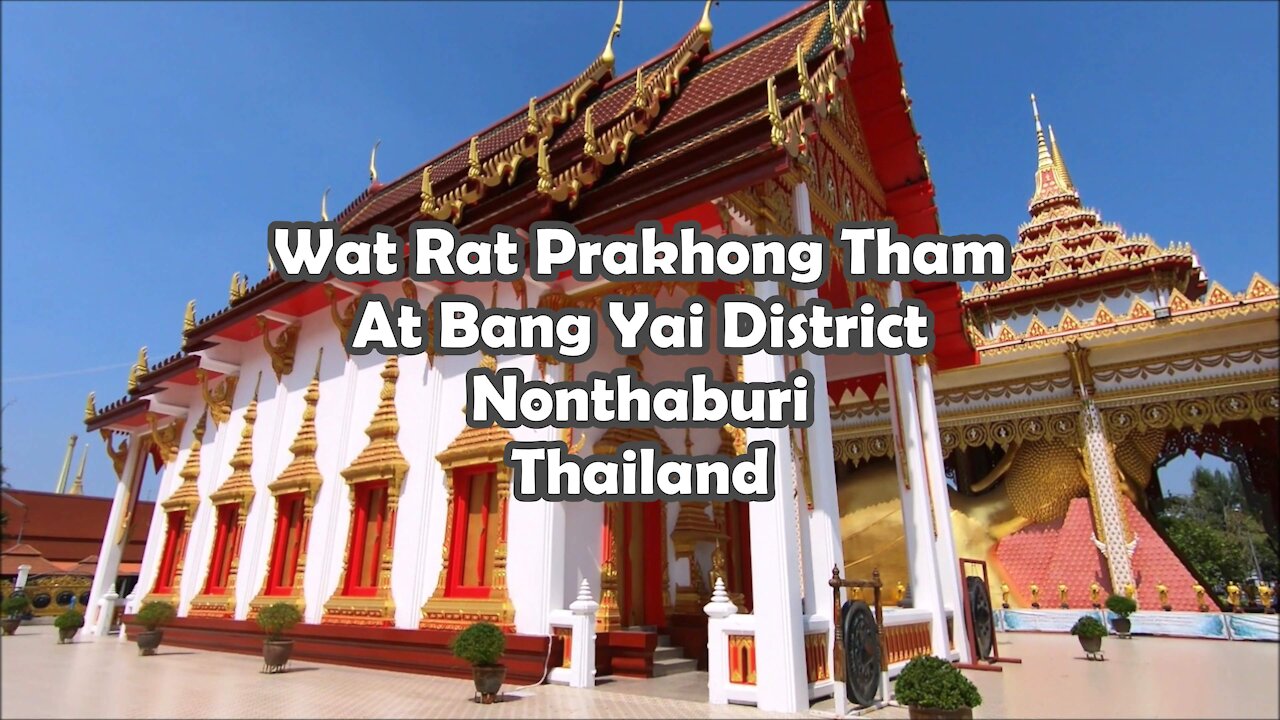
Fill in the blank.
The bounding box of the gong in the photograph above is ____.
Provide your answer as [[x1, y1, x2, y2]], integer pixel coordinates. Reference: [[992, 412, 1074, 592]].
[[840, 599, 882, 706], [966, 575, 995, 661]]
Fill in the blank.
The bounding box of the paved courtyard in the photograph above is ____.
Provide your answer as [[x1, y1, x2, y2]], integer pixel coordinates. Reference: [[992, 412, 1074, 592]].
[[1, 625, 1275, 718]]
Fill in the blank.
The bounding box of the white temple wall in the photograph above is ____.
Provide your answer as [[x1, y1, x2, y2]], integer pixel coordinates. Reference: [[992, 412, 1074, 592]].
[[133, 432, 186, 603]]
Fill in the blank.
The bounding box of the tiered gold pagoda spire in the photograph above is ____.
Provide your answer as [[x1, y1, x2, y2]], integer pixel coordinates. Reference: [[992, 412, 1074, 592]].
[[270, 350, 325, 495], [164, 411, 207, 513], [1028, 94, 1079, 210], [209, 374, 261, 508], [341, 356, 408, 485]]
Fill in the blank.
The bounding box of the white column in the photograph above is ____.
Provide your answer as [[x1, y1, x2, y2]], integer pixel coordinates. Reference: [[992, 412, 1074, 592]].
[[884, 281, 949, 658], [913, 357, 971, 662], [84, 434, 141, 636], [744, 280, 808, 713], [1080, 399, 1135, 590], [517, 354, 568, 635]]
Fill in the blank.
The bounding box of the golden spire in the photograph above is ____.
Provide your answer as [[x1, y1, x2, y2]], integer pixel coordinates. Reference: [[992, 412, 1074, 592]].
[[602, 0, 624, 67], [369, 139, 381, 184], [270, 349, 324, 496], [210, 372, 261, 507], [1031, 93, 1052, 170], [1049, 125, 1075, 190], [321, 187, 330, 222], [698, 0, 714, 37], [468, 136, 482, 180], [341, 355, 408, 485], [69, 445, 88, 496], [84, 392, 97, 421], [164, 410, 207, 512], [183, 300, 196, 340]]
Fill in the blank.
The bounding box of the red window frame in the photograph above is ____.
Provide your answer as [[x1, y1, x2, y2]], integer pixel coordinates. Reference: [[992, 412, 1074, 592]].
[[342, 481, 389, 597], [153, 510, 187, 594], [265, 493, 306, 596], [446, 465, 498, 599], [204, 505, 239, 594]]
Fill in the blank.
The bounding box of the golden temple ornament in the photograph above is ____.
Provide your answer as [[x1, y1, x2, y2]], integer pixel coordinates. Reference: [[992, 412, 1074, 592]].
[[183, 300, 196, 341], [258, 316, 300, 382], [369, 139, 381, 184], [1090, 581, 1102, 608], [84, 392, 96, 421], [1157, 582, 1170, 611], [601, 0, 623, 66], [1058, 583, 1069, 609], [1030, 583, 1040, 608], [1193, 584, 1208, 612], [321, 187, 330, 222], [127, 346, 148, 393]]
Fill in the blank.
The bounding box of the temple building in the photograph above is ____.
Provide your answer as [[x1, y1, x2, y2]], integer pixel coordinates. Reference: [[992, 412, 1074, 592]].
[[78, 0, 1276, 713]]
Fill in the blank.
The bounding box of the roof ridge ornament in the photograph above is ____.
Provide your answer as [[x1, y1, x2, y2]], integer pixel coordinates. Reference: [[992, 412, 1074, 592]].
[[699, 0, 715, 38], [369, 139, 381, 185], [321, 187, 330, 222], [602, 0, 624, 67]]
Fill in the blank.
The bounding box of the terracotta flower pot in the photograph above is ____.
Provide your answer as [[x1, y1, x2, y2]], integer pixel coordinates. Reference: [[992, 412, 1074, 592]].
[[472, 664, 507, 704], [908, 706, 974, 720], [136, 629, 164, 656], [1, 619, 20, 636], [263, 639, 294, 673], [58, 627, 79, 644], [1110, 617, 1131, 637]]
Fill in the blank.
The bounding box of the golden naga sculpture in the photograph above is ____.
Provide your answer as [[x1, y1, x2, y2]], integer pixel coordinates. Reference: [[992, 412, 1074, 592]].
[[1058, 583, 1069, 609], [183, 300, 196, 343], [321, 187, 330, 222], [1030, 583, 1040, 608], [126, 346, 148, 393], [100, 429, 129, 480], [258, 316, 300, 382], [195, 369, 239, 426], [1000, 583, 1010, 609], [369, 139, 381, 184], [84, 392, 96, 422], [1193, 584, 1208, 612], [1157, 582, 1170, 610], [601, 0, 623, 66], [229, 272, 249, 303], [146, 412, 185, 466], [1090, 582, 1102, 608]]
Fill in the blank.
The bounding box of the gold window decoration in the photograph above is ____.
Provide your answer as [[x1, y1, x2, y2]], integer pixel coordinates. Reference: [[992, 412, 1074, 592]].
[[188, 375, 262, 619], [144, 410, 208, 607], [321, 356, 409, 627], [249, 351, 325, 618]]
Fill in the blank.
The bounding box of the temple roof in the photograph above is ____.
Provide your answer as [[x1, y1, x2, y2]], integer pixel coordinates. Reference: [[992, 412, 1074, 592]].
[[964, 96, 1206, 311]]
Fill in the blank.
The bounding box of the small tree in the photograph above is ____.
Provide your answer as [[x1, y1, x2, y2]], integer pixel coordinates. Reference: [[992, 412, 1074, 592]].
[[450, 622, 506, 667], [54, 609, 85, 631], [135, 601, 176, 631], [256, 602, 302, 641], [1105, 594, 1137, 619], [1070, 615, 1107, 639], [2, 594, 31, 619], [894, 655, 982, 711]]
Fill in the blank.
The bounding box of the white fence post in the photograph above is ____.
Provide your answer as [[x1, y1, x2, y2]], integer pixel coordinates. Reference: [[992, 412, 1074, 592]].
[[567, 579, 599, 688], [705, 578, 738, 705]]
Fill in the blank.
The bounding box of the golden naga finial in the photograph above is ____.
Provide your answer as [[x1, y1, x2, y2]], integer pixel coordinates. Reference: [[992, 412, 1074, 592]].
[[84, 391, 96, 421], [526, 97, 540, 135], [698, 0, 715, 37], [229, 272, 248, 302], [419, 167, 435, 211], [369, 139, 381, 184], [632, 64, 649, 110], [183, 299, 196, 340], [583, 106, 599, 157], [467, 136, 482, 180], [602, 0, 624, 67], [536, 136, 553, 193], [766, 75, 784, 147], [127, 346, 148, 392], [795, 43, 813, 103], [321, 187, 331, 222]]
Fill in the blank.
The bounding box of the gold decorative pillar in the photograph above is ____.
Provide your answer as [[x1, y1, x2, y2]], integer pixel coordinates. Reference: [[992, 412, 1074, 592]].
[[145, 411, 208, 607]]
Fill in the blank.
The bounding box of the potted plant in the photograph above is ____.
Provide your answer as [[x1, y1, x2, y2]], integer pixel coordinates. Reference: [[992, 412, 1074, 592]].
[[54, 609, 85, 643], [1070, 615, 1107, 659], [451, 621, 507, 704], [256, 602, 303, 673], [134, 600, 176, 656], [2, 594, 31, 636], [893, 654, 982, 720], [1105, 594, 1137, 638]]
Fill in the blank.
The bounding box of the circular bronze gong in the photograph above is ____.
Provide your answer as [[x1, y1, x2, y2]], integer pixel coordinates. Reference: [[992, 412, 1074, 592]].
[[966, 575, 995, 660], [841, 599, 882, 706]]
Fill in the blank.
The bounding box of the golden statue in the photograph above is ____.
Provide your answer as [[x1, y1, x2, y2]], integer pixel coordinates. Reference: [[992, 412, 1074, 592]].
[[1227, 581, 1242, 612], [1157, 583, 1170, 611], [895, 580, 906, 606], [1089, 582, 1101, 608], [1192, 584, 1208, 612], [1259, 583, 1273, 614], [1124, 582, 1137, 609], [1000, 583, 1010, 609], [1030, 583, 1040, 608], [1058, 583, 1069, 609]]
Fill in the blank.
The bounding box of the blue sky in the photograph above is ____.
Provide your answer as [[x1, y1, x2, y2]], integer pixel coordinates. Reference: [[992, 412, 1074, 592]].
[[2, 1, 1274, 500]]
